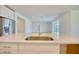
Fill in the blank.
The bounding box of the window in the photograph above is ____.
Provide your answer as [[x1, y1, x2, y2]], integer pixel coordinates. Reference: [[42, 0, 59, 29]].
[[52, 20, 59, 39]]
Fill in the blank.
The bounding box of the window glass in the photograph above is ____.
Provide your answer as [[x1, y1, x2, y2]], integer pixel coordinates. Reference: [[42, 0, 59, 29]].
[[52, 20, 59, 39]]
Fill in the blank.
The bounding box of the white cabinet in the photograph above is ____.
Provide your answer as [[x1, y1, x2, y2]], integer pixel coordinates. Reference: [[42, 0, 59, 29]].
[[0, 43, 60, 54], [17, 16, 25, 33], [0, 43, 18, 54], [19, 43, 60, 54], [0, 6, 14, 20], [0, 6, 9, 18], [19, 50, 59, 54], [0, 50, 17, 54], [8, 8, 15, 20]]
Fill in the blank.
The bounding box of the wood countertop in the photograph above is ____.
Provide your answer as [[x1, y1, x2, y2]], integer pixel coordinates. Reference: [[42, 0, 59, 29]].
[[0, 33, 79, 44]]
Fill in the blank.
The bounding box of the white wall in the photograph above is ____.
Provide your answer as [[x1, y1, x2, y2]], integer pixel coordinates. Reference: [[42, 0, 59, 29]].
[[60, 12, 71, 36], [32, 21, 51, 33], [25, 19, 32, 33], [71, 11, 79, 37], [60, 11, 79, 37]]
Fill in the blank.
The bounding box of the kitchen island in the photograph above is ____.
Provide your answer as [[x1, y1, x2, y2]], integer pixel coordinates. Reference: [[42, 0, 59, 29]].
[[0, 33, 79, 54]]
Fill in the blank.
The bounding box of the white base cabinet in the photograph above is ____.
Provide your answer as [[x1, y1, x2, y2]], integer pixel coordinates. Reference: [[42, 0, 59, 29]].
[[0, 50, 17, 54], [0, 43, 60, 54], [18, 43, 60, 54], [0, 43, 18, 54]]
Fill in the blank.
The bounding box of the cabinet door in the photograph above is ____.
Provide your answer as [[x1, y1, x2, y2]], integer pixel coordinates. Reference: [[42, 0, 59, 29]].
[[0, 49, 17, 54], [0, 43, 18, 54], [19, 50, 59, 54], [19, 43, 60, 54], [0, 6, 14, 20], [8, 9, 14, 20], [67, 44, 79, 54], [0, 6, 9, 18], [17, 17, 25, 33]]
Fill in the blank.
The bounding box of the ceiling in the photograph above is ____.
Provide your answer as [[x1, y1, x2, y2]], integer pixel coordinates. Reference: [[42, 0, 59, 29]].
[[8, 5, 79, 21]]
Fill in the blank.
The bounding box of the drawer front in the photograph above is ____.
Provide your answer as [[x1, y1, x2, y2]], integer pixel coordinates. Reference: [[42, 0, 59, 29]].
[[0, 43, 18, 50], [19, 43, 60, 53], [0, 49, 17, 54], [19, 50, 59, 54]]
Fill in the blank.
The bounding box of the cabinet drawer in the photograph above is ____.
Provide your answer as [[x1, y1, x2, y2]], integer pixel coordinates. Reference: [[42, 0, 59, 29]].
[[0, 49, 17, 54], [19, 50, 59, 54], [19, 43, 60, 52], [0, 43, 18, 50]]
